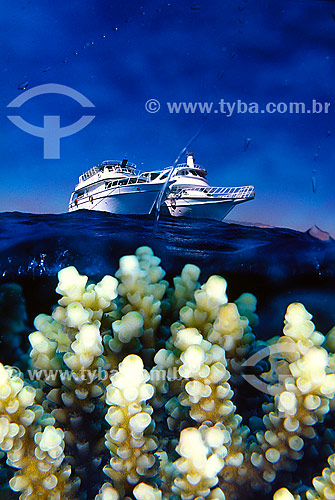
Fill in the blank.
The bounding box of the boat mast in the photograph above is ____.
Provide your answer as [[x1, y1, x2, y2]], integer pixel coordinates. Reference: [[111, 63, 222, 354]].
[[153, 129, 202, 233]]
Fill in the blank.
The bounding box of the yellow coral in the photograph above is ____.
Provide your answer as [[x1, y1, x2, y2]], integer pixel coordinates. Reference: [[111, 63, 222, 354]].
[[103, 355, 158, 495], [306, 453, 335, 500], [0, 247, 334, 500], [208, 303, 255, 379], [172, 428, 224, 500], [178, 275, 228, 335], [115, 247, 168, 351], [176, 328, 236, 425], [247, 306, 335, 487], [167, 264, 201, 318], [0, 364, 75, 499]]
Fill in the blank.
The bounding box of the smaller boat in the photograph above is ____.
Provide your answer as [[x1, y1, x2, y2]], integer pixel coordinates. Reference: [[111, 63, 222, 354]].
[[142, 153, 255, 221]]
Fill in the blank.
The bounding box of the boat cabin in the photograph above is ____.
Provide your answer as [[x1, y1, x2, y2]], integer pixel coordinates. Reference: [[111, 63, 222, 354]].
[[78, 159, 136, 183]]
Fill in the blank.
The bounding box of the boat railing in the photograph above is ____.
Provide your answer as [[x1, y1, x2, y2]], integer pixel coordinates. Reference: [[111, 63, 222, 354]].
[[80, 166, 100, 182], [172, 163, 207, 174], [171, 185, 255, 199], [101, 160, 136, 169], [79, 161, 137, 182]]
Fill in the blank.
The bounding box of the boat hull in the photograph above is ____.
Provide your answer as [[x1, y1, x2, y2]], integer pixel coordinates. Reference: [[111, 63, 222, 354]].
[[163, 197, 250, 221], [69, 184, 162, 215]]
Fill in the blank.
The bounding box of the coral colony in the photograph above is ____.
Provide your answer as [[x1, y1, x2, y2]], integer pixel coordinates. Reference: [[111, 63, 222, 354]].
[[0, 247, 335, 500]]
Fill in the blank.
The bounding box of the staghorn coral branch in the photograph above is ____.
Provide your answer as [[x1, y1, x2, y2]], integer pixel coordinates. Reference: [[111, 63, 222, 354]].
[[218, 304, 335, 499], [177, 275, 228, 336], [115, 247, 168, 353], [103, 355, 158, 497], [28, 266, 118, 498], [0, 363, 78, 499]]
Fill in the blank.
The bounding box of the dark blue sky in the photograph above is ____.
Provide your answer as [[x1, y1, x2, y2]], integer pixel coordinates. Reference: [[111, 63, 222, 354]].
[[1, 0, 335, 233]]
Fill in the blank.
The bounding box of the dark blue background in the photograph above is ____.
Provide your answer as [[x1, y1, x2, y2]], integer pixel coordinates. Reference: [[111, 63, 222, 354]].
[[1, 0, 334, 232]]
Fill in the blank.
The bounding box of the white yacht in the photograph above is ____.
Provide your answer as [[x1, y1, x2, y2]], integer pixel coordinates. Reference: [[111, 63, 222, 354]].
[[68, 159, 169, 215], [68, 154, 255, 221]]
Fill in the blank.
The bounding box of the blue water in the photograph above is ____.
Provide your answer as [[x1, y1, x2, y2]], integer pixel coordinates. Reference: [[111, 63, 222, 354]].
[[1, 211, 335, 336]]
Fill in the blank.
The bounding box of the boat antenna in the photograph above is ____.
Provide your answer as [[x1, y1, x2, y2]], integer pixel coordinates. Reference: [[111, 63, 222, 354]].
[[153, 127, 202, 234]]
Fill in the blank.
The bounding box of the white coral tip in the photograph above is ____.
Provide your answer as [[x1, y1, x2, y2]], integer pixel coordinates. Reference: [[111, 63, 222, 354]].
[[119, 255, 140, 275], [96, 275, 118, 300], [285, 303, 312, 324], [205, 276, 227, 303], [133, 483, 162, 500], [37, 426, 64, 453], [273, 488, 295, 500]]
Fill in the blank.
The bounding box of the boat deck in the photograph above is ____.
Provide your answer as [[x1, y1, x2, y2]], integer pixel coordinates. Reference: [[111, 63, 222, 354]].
[[171, 185, 255, 199]]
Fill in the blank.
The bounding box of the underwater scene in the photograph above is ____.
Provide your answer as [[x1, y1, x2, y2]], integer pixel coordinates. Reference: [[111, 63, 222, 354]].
[[1, 1, 335, 500]]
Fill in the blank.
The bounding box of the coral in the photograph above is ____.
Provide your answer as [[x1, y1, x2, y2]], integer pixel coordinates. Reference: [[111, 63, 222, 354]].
[[0, 364, 76, 499], [172, 427, 224, 499], [104, 355, 158, 496], [0, 247, 334, 500]]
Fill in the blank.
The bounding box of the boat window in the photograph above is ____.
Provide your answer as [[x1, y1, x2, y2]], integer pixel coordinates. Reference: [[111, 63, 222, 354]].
[[160, 173, 168, 180], [106, 181, 119, 188], [150, 173, 160, 180]]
